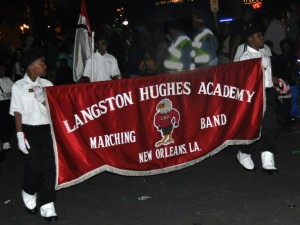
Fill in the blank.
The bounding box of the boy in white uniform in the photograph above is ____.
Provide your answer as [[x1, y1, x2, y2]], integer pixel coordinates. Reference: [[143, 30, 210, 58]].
[[9, 48, 58, 222], [235, 21, 287, 174]]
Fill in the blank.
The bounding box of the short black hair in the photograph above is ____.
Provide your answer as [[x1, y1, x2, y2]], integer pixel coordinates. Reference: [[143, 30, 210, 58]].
[[19, 48, 44, 70], [243, 20, 263, 39]]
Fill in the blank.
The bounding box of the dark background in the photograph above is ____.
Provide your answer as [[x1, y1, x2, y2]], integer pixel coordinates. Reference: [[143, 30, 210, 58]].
[[0, 0, 297, 49]]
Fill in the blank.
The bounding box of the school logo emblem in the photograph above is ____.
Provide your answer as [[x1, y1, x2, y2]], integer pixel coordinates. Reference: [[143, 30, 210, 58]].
[[153, 98, 180, 147]]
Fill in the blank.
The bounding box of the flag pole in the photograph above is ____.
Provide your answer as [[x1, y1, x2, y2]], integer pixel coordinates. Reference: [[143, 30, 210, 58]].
[[91, 31, 94, 82], [73, 0, 92, 83]]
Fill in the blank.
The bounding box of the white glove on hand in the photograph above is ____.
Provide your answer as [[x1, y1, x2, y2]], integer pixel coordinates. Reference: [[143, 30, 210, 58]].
[[278, 78, 288, 94], [17, 132, 30, 154], [33, 86, 45, 103]]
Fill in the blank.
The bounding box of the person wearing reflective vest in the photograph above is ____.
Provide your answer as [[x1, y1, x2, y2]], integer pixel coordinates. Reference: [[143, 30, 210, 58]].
[[191, 9, 219, 68], [164, 20, 193, 72]]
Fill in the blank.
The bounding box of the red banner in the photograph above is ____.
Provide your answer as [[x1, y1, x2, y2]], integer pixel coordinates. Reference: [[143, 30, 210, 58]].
[[46, 59, 264, 190]]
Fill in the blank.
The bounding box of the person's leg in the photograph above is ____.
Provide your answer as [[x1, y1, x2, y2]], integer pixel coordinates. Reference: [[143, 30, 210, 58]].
[[38, 125, 56, 206], [36, 125, 58, 221], [21, 125, 41, 213], [260, 88, 278, 172]]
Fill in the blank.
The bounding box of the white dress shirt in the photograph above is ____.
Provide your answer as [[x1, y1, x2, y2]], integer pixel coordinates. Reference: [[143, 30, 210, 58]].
[[235, 45, 273, 88], [9, 74, 53, 125], [83, 51, 120, 82], [234, 44, 272, 62]]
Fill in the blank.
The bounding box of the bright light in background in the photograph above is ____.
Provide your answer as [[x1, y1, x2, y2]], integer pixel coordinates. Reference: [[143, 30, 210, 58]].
[[219, 17, 233, 23], [243, 0, 263, 9], [252, 2, 262, 9], [117, 7, 124, 12], [155, 0, 195, 5], [243, 0, 262, 4], [20, 23, 30, 33], [114, 7, 128, 27]]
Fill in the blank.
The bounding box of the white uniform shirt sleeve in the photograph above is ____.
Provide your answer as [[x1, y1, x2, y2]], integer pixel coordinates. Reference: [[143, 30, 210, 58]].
[[110, 56, 120, 77], [9, 82, 23, 115]]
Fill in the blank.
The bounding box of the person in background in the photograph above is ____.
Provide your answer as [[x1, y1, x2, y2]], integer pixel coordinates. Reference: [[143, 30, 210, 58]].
[[163, 20, 193, 72], [9, 48, 58, 222], [81, 34, 121, 82], [0, 63, 14, 151], [290, 33, 300, 119], [139, 50, 156, 76], [234, 21, 288, 174], [286, 2, 300, 44], [229, 5, 255, 61], [44, 37, 60, 83], [273, 39, 295, 129], [56, 42, 73, 70], [150, 27, 169, 74], [54, 58, 74, 85], [217, 22, 232, 64], [191, 9, 219, 67], [264, 9, 287, 56], [126, 32, 147, 78], [12, 49, 24, 81]]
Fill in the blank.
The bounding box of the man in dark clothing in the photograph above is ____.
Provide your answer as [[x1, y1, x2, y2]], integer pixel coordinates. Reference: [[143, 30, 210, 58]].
[[55, 58, 74, 85]]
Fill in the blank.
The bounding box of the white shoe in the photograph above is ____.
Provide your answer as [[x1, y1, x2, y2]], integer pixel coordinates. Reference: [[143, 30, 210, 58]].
[[40, 202, 57, 217], [261, 151, 277, 172], [237, 151, 255, 170], [22, 190, 37, 210]]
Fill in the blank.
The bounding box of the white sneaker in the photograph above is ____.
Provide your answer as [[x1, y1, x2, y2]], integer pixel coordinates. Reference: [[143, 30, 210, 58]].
[[261, 151, 277, 172], [22, 190, 37, 210], [40, 202, 57, 217], [40, 202, 58, 222], [237, 151, 255, 170]]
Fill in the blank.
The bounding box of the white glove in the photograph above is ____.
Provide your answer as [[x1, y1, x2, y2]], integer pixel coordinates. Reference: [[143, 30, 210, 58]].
[[278, 78, 288, 94], [33, 86, 45, 103], [17, 132, 30, 154]]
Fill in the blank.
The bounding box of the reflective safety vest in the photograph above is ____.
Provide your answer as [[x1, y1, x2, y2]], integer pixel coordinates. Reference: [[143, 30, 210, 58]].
[[164, 35, 193, 72], [191, 28, 215, 67]]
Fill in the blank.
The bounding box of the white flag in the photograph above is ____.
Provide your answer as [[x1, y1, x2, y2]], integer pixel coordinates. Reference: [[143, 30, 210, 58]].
[[73, 0, 92, 82]]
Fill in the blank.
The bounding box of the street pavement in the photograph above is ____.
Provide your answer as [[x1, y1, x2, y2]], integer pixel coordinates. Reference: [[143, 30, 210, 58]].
[[1, 122, 300, 225]]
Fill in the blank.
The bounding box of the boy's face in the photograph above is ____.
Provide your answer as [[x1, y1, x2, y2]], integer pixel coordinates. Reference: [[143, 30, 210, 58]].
[[31, 57, 47, 76], [248, 31, 264, 50]]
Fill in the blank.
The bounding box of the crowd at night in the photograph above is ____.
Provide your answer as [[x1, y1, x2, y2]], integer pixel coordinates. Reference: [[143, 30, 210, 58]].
[[0, 0, 299, 81], [1, 0, 300, 222]]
